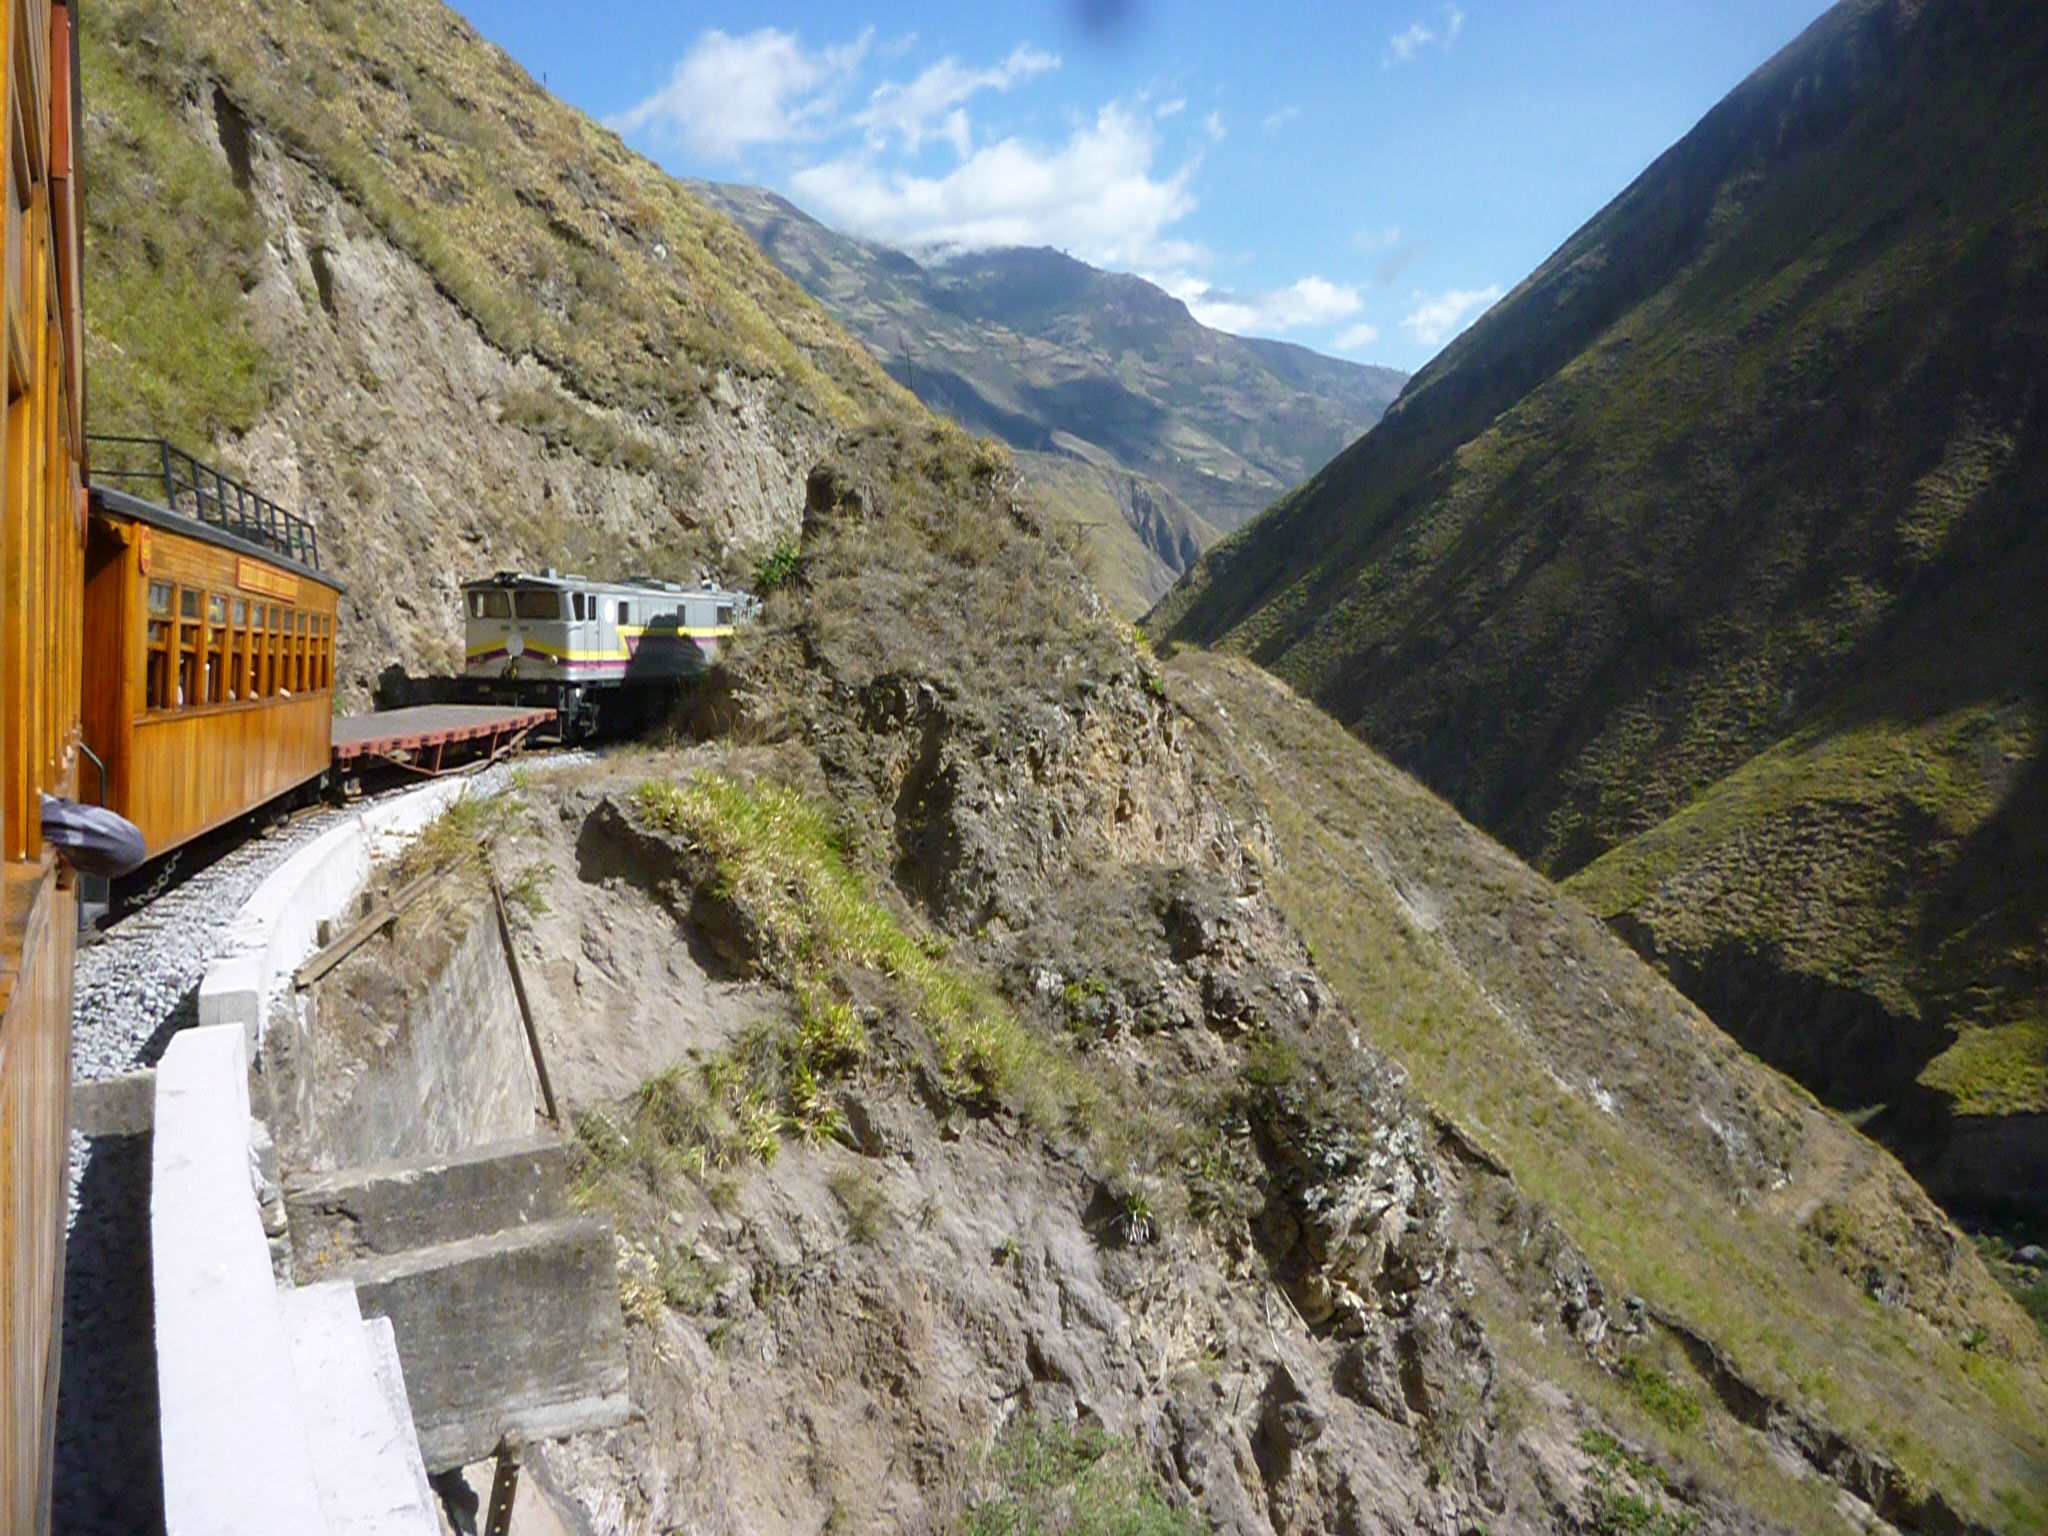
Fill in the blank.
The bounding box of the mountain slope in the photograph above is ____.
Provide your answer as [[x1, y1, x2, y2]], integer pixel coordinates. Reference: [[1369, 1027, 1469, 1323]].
[[1155, 0, 2048, 1219], [691, 180, 1401, 609], [84, 0, 922, 695]]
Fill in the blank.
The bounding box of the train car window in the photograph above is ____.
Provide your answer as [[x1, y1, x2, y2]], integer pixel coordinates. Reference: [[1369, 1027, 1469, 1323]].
[[178, 590, 203, 709], [618, 601, 630, 625], [146, 617, 171, 710], [717, 604, 734, 627], [206, 596, 228, 704], [571, 593, 584, 621], [513, 588, 561, 620], [148, 581, 172, 616]]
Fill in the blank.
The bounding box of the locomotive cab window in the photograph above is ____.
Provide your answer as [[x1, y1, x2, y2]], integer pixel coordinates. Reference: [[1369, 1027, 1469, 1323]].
[[617, 601, 630, 625], [471, 589, 511, 619], [513, 588, 561, 620], [717, 604, 734, 627]]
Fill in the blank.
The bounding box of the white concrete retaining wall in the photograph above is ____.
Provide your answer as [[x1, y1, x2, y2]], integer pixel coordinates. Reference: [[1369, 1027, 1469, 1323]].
[[153, 1022, 329, 1534], [159, 779, 475, 1535], [197, 779, 474, 1050]]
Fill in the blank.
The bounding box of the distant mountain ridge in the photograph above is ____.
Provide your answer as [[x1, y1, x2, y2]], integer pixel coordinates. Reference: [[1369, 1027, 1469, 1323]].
[[1155, 0, 2048, 1222], [690, 180, 1406, 611]]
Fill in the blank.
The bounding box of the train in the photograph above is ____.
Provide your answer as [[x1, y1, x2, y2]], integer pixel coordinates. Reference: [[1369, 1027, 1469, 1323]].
[[458, 569, 759, 739], [83, 439, 345, 865], [1, 1, 87, 1527]]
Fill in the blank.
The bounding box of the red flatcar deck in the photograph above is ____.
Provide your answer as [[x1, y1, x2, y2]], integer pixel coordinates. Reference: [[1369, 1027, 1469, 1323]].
[[331, 704, 555, 770]]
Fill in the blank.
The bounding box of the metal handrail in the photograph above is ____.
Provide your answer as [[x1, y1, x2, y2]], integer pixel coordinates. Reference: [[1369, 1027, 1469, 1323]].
[[87, 434, 321, 570]]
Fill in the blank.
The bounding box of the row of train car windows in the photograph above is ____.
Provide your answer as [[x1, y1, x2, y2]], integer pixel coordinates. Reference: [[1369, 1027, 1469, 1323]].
[[468, 589, 630, 623], [142, 580, 333, 712], [464, 590, 737, 627]]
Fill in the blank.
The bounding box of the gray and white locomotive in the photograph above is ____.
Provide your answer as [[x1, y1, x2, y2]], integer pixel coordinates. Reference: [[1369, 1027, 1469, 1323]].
[[460, 569, 758, 737]]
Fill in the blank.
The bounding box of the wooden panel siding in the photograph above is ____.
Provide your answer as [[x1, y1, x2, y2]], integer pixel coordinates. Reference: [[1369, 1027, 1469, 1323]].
[[0, 1, 83, 1529], [83, 508, 339, 859]]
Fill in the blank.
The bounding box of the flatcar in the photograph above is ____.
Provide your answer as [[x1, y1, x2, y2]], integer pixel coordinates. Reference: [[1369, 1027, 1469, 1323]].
[[460, 569, 757, 737], [82, 440, 342, 864], [1, 1, 87, 1529]]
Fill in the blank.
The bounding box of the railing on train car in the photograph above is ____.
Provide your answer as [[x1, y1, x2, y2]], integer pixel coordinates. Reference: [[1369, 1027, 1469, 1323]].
[[85, 434, 321, 570]]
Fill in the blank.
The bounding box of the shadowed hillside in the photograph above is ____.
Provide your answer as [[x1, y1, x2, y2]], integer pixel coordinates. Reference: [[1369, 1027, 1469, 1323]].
[[1155, 0, 2048, 1221], [692, 181, 1404, 610]]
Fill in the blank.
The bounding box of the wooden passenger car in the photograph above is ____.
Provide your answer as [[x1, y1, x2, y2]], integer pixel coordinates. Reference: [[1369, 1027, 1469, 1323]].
[[0, 0, 86, 1530], [84, 481, 341, 861]]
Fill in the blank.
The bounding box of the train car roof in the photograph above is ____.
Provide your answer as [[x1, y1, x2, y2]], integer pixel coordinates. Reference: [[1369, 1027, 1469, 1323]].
[[90, 485, 344, 593], [464, 569, 754, 601]]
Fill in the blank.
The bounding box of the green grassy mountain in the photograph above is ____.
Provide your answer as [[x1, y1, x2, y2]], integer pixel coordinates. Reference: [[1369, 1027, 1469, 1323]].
[[691, 180, 1405, 611], [1155, 0, 2048, 1223]]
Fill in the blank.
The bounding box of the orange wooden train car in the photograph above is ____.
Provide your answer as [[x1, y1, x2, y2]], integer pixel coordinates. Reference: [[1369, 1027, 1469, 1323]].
[[0, 0, 88, 1529], [83, 458, 342, 862]]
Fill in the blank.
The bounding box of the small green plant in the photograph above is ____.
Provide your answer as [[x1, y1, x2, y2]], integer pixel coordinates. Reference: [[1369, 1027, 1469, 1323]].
[[1579, 1428, 1697, 1536], [964, 1418, 1207, 1536], [1616, 1358, 1702, 1436], [829, 1166, 890, 1244], [753, 537, 804, 593], [1110, 1187, 1157, 1248], [503, 860, 552, 916], [1243, 1035, 1301, 1091], [657, 1243, 726, 1313]]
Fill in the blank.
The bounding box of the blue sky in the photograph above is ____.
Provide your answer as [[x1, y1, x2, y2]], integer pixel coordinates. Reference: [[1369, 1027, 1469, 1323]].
[[448, 1, 1835, 372]]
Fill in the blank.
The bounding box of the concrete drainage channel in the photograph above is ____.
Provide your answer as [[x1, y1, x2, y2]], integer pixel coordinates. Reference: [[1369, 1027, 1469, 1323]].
[[148, 776, 627, 1534]]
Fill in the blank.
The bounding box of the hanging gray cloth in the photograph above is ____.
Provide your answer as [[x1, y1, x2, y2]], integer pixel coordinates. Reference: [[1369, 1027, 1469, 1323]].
[[40, 794, 148, 877]]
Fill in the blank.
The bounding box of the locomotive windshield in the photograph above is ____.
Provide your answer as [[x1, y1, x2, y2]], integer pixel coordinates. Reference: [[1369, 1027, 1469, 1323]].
[[512, 588, 563, 620], [468, 590, 512, 619]]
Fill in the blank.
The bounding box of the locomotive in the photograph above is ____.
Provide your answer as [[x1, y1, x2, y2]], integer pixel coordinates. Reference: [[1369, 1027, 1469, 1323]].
[[460, 569, 758, 738]]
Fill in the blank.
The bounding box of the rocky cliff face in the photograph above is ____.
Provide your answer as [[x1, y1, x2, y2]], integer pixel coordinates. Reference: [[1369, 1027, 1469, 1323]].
[[473, 424, 2044, 1535]]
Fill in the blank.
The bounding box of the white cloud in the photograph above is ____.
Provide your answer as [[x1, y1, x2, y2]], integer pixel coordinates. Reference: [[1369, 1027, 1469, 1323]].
[[1203, 110, 1227, 143], [1155, 97, 1187, 119], [1335, 321, 1382, 351], [1401, 284, 1501, 346], [1261, 105, 1301, 132], [790, 104, 1200, 269], [1386, 5, 1466, 66], [854, 44, 1058, 156], [610, 27, 871, 158], [1163, 274, 1364, 336]]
